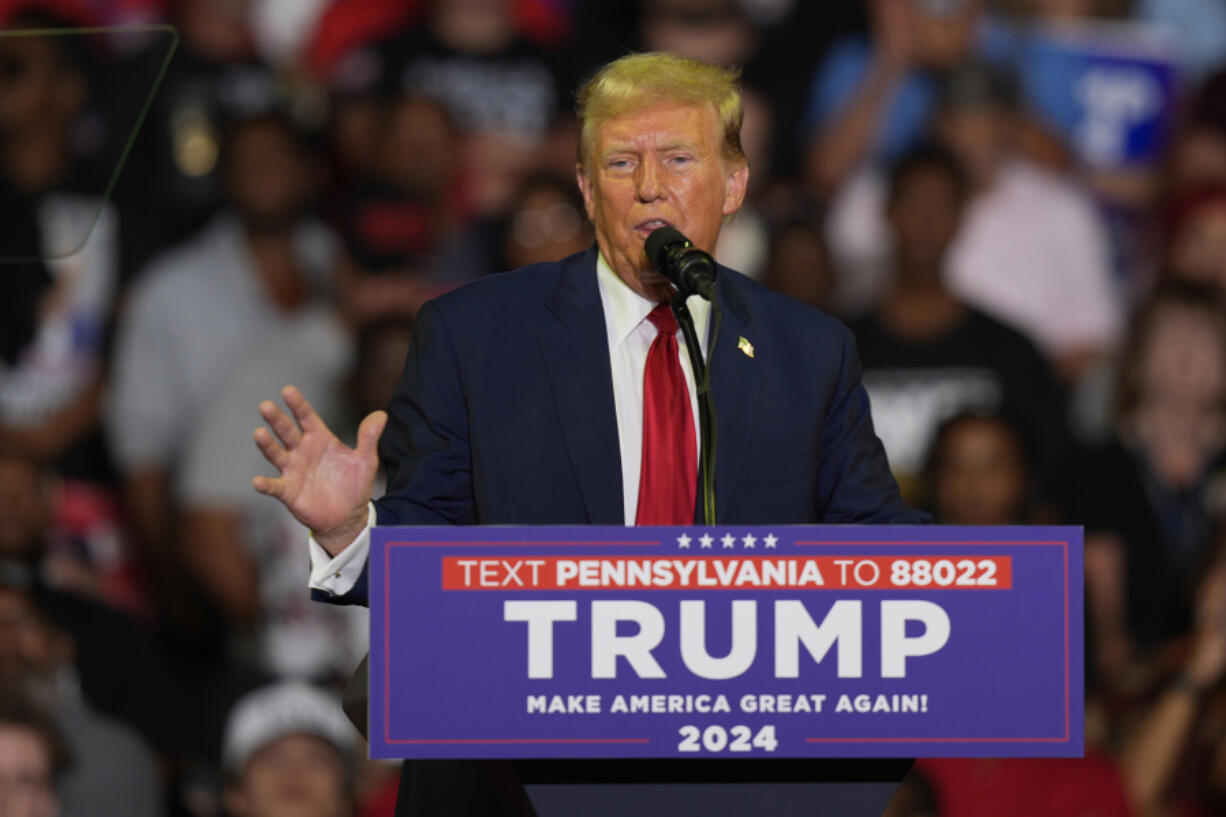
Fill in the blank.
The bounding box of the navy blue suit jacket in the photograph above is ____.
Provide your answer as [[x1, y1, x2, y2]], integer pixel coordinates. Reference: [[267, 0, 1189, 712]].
[[319, 247, 923, 605]]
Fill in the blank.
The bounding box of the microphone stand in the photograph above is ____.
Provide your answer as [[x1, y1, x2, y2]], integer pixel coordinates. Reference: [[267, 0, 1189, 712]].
[[671, 294, 720, 527]]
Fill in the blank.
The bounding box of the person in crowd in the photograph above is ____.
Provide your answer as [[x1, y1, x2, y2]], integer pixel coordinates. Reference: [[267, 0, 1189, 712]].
[[1168, 122, 1226, 200], [848, 143, 1068, 505], [827, 59, 1120, 383], [364, 94, 461, 262], [107, 110, 337, 595], [638, 0, 759, 74], [0, 454, 178, 755], [1168, 67, 1226, 195], [108, 106, 366, 680], [923, 411, 1034, 526], [220, 681, 359, 817], [0, 690, 72, 817], [0, 13, 145, 626], [1071, 281, 1226, 684], [105, 112, 340, 789], [760, 217, 835, 312], [174, 298, 366, 681], [347, 0, 565, 218], [333, 93, 465, 323], [1164, 185, 1226, 293], [115, 0, 279, 273], [0, 581, 162, 817], [1116, 555, 1226, 815], [914, 410, 1132, 815], [802, 0, 993, 194], [304, 0, 570, 81], [0, 17, 120, 480]]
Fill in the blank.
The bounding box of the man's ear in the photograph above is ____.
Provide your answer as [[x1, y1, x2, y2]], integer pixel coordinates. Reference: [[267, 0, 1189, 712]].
[[722, 162, 750, 217], [576, 163, 597, 223]]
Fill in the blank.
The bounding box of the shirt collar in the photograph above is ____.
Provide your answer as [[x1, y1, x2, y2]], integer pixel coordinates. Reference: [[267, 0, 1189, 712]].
[[596, 251, 659, 348], [595, 251, 712, 351]]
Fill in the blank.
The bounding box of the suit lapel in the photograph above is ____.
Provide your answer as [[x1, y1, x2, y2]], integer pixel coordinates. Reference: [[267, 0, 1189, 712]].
[[708, 271, 759, 521], [537, 249, 625, 524]]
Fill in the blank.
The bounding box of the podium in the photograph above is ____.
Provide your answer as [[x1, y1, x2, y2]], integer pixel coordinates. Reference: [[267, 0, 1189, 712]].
[[362, 524, 1083, 815]]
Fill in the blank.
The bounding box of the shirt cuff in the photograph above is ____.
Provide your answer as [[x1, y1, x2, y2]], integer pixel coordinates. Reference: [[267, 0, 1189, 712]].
[[307, 503, 375, 596]]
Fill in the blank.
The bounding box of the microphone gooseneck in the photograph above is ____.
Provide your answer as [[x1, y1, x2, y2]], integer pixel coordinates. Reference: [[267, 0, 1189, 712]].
[[645, 226, 720, 526]]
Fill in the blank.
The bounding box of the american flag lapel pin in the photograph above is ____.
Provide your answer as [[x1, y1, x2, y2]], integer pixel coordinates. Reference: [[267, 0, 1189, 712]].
[[737, 336, 754, 358]]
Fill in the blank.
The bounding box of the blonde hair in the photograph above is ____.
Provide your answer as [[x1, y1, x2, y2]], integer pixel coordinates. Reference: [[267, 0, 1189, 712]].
[[575, 52, 746, 171]]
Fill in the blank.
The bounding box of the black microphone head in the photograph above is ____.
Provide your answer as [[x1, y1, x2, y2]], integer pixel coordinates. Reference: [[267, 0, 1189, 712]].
[[644, 226, 688, 270]]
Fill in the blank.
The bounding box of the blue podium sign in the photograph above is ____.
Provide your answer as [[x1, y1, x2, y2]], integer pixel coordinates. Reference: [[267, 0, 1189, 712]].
[[369, 525, 1082, 759]]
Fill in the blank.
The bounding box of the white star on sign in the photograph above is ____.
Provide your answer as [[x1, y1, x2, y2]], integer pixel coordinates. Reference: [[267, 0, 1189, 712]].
[[763, 533, 778, 549], [677, 533, 691, 548], [699, 534, 713, 549], [742, 533, 757, 548], [721, 533, 736, 549]]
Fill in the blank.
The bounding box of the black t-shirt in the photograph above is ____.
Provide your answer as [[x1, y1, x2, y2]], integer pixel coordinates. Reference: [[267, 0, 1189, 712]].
[[367, 27, 565, 139], [850, 307, 1070, 503]]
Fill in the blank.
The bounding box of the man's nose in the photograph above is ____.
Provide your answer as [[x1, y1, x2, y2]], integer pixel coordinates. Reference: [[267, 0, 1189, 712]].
[[634, 159, 665, 202]]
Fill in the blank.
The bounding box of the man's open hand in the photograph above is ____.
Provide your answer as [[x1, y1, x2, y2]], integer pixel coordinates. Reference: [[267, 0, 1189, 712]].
[[252, 385, 386, 556]]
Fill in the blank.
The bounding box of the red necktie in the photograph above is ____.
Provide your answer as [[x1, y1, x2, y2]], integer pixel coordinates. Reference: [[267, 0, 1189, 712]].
[[636, 303, 697, 525]]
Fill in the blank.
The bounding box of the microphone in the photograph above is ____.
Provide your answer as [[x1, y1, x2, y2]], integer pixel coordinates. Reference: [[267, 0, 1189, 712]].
[[645, 226, 718, 301]]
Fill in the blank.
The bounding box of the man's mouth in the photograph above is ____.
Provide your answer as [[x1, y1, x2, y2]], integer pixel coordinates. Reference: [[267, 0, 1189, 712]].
[[634, 219, 672, 238]]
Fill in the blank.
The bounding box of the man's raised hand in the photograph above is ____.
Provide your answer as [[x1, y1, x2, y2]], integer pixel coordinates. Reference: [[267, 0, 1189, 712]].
[[252, 385, 387, 556]]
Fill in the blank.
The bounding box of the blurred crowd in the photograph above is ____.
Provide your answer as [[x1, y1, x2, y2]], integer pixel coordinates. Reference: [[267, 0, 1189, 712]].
[[3, 0, 1226, 815]]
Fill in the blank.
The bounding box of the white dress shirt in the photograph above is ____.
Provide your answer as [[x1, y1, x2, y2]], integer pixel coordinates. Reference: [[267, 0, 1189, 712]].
[[307, 253, 710, 597]]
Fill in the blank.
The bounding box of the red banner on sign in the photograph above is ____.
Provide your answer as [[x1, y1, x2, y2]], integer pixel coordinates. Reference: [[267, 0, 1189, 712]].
[[441, 556, 1012, 591]]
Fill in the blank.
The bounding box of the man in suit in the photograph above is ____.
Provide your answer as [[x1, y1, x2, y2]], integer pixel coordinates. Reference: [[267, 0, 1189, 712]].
[[254, 52, 921, 814]]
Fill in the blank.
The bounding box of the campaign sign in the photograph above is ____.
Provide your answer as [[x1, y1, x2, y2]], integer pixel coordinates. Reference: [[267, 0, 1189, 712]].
[[368, 525, 1082, 759], [1017, 21, 1179, 168]]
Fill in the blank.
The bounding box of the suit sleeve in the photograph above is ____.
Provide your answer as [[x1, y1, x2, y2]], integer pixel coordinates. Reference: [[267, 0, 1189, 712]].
[[817, 324, 929, 524], [376, 298, 477, 526], [315, 299, 477, 607]]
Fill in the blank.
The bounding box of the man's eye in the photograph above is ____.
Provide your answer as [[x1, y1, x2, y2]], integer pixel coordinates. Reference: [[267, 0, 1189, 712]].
[[609, 159, 632, 169], [669, 155, 693, 166]]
